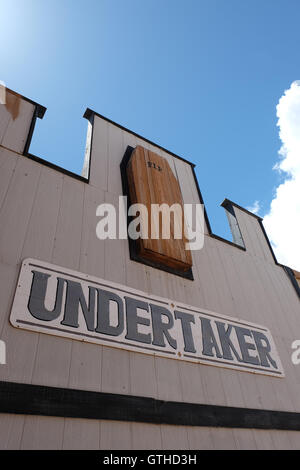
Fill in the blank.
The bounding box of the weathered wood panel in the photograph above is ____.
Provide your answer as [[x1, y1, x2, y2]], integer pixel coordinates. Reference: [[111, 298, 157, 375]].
[[127, 145, 192, 272], [0, 148, 18, 209], [100, 421, 132, 450], [160, 425, 189, 450], [0, 101, 300, 449], [4, 412, 300, 449], [232, 429, 257, 450], [63, 418, 100, 450], [0, 414, 25, 450], [0, 90, 34, 154], [20, 415, 64, 450], [89, 117, 108, 190], [0, 157, 41, 266]]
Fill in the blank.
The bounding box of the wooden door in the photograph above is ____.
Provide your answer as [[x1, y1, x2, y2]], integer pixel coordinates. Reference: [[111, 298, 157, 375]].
[[126, 145, 192, 273]]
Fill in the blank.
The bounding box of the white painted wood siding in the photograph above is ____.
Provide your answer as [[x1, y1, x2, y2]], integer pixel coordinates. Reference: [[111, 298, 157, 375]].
[[0, 93, 299, 449]]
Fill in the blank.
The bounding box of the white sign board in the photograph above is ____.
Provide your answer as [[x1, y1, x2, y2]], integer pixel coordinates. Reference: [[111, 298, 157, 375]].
[[10, 258, 284, 377]]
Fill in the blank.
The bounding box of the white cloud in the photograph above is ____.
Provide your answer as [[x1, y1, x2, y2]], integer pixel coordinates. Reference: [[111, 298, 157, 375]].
[[263, 81, 300, 271], [246, 200, 260, 215]]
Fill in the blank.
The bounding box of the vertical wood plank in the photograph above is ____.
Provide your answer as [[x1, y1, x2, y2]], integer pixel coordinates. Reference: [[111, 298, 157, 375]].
[[68, 341, 102, 392], [160, 425, 189, 450], [89, 116, 108, 190], [79, 184, 105, 278], [107, 122, 126, 196], [0, 414, 25, 450], [0, 148, 18, 210], [177, 361, 206, 404], [52, 176, 85, 270], [131, 423, 162, 450], [286, 431, 300, 450], [20, 416, 64, 450], [129, 352, 158, 398], [100, 421, 132, 450], [0, 157, 41, 266], [0, 157, 42, 384], [31, 176, 84, 390], [103, 191, 126, 284], [252, 430, 275, 449], [21, 166, 63, 261], [154, 356, 183, 402], [232, 429, 257, 449], [271, 430, 293, 450], [0, 262, 19, 336], [1, 96, 34, 154], [62, 418, 100, 449], [101, 346, 130, 394], [186, 427, 214, 450], [211, 428, 237, 449], [31, 335, 73, 388]]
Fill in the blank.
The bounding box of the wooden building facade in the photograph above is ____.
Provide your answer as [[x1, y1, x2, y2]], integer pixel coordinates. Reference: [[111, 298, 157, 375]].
[[0, 88, 300, 449]]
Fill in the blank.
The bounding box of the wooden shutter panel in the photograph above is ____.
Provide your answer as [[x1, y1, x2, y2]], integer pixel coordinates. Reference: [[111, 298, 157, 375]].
[[126, 145, 192, 273]]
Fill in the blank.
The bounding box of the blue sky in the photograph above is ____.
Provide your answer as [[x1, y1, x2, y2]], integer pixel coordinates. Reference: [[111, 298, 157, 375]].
[[1, 0, 299, 244]]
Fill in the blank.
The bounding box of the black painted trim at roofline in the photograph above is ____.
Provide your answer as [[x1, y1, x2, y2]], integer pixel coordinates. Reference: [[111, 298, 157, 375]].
[[24, 153, 89, 183], [191, 166, 213, 234], [23, 106, 39, 156], [13, 87, 264, 256], [84, 108, 248, 254], [221, 199, 279, 263], [83, 108, 196, 167], [222, 199, 300, 299], [191, 167, 246, 251], [14, 88, 296, 281], [221, 198, 263, 221], [19, 99, 248, 254], [282, 265, 300, 299], [20, 93, 89, 183], [209, 233, 246, 251], [258, 218, 279, 265], [1, 380, 300, 431]]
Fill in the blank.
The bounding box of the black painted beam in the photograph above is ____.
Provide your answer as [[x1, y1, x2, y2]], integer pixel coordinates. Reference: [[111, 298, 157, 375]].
[[1, 381, 300, 431]]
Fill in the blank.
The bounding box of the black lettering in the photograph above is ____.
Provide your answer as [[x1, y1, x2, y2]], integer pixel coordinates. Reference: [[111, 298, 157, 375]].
[[150, 304, 177, 349], [125, 297, 151, 344], [174, 310, 196, 353], [200, 317, 222, 358], [252, 330, 278, 369], [28, 270, 64, 321], [96, 289, 124, 336], [216, 321, 242, 362], [235, 326, 260, 365], [61, 279, 96, 331]]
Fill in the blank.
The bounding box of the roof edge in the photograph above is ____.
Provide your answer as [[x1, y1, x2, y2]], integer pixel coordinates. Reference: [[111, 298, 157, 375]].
[[221, 198, 263, 221], [83, 107, 195, 167], [6, 87, 46, 119]]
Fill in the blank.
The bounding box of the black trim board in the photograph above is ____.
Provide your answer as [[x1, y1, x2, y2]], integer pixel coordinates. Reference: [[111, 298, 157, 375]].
[[84, 108, 195, 167], [1, 381, 300, 431], [6, 87, 46, 119], [282, 266, 300, 299], [24, 153, 89, 183], [221, 198, 263, 222], [191, 168, 246, 251], [22, 99, 89, 183], [23, 106, 39, 156]]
